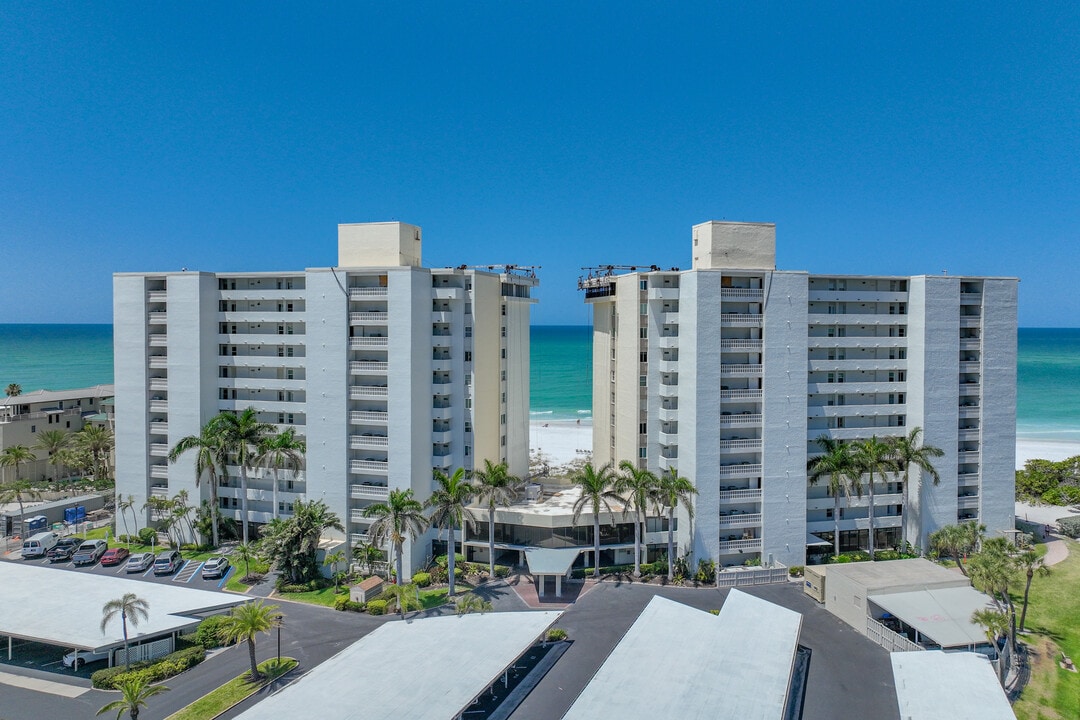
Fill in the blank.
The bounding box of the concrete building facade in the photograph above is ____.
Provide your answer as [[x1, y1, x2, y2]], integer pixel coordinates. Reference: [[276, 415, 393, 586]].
[[582, 221, 1017, 568], [114, 222, 535, 578]]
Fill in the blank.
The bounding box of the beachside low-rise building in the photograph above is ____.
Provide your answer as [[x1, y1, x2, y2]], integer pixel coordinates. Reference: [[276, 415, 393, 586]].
[[113, 222, 535, 578], [581, 221, 1017, 569]]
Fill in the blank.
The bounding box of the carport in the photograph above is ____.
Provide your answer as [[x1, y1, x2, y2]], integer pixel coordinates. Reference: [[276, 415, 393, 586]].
[[0, 563, 246, 668], [524, 547, 581, 598], [869, 586, 996, 650]]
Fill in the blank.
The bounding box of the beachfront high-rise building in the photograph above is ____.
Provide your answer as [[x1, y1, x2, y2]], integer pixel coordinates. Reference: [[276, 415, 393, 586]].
[[114, 222, 536, 577], [581, 221, 1016, 568]]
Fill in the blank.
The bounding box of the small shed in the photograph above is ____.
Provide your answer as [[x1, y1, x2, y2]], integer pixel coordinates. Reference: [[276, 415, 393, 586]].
[[351, 576, 385, 604]]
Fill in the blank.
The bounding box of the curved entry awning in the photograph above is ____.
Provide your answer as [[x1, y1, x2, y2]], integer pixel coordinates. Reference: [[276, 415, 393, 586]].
[[524, 548, 582, 599]]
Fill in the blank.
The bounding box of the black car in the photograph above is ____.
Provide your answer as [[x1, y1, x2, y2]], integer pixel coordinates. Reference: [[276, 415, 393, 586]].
[[47, 537, 83, 562]]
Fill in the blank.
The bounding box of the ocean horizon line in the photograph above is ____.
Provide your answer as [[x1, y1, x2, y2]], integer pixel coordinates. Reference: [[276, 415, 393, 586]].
[[2, 322, 1079, 330]]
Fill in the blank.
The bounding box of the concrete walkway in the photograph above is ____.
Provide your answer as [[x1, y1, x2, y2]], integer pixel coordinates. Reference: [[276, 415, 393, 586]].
[[0, 669, 89, 698], [1042, 534, 1070, 566], [504, 573, 596, 609]]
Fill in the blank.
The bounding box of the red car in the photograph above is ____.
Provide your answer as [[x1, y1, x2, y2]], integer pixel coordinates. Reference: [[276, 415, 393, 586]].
[[100, 547, 131, 566]]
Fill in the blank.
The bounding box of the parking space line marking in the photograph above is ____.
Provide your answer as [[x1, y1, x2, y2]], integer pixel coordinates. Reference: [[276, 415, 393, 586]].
[[143, 565, 155, 577], [0, 670, 89, 698], [217, 566, 234, 589]]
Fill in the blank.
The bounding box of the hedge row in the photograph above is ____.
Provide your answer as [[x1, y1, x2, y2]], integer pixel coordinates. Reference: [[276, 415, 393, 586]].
[[334, 598, 366, 613], [91, 646, 206, 689]]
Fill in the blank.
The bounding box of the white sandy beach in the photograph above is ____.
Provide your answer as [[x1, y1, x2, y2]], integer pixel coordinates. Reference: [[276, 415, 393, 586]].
[[529, 421, 1080, 472]]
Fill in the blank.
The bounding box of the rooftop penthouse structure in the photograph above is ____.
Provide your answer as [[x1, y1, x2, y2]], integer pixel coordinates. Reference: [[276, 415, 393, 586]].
[[581, 221, 1016, 568], [114, 222, 536, 578]]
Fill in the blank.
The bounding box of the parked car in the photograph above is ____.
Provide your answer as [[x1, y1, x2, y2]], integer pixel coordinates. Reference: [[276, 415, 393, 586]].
[[21, 531, 60, 559], [201, 556, 230, 579], [125, 552, 155, 573], [47, 537, 83, 563], [63, 647, 111, 670], [153, 549, 182, 575], [72, 539, 108, 566], [100, 547, 131, 567]]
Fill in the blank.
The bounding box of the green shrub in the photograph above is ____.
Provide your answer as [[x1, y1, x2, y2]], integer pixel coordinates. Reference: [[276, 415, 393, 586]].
[[194, 615, 231, 649], [138, 527, 157, 545], [411, 572, 432, 587], [789, 566, 804, 577], [91, 646, 205, 689], [707, 609, 720, 616], [434, 553, 467, 568], [546, 628, 568, 641], [743, 557, 762, 567], [367, 599, 388, 615], [1057, 516, 1080, 539], [695, 559, 716, 583], [454, 566, 464, 579], [494, 564, 511, 578], [334, 597, 366, 612], [428, 565, 448, 583], [117, 534, 141, 544]]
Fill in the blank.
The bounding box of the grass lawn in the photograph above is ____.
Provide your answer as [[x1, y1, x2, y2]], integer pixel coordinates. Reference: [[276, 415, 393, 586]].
[[80, 526, 221, 561], [1013, 539, 1080, 720], [419, 587, 449, 609], [164, 657, 297, 720], [276, 585, 348, 608], [225, 560, 271, 593]]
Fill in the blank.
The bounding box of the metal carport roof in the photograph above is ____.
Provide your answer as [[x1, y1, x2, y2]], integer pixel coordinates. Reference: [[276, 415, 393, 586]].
[[869, 585, 996, 648]]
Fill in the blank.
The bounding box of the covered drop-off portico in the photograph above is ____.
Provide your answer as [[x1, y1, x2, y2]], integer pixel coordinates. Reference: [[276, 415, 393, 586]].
[[524, 547, 582, 598]]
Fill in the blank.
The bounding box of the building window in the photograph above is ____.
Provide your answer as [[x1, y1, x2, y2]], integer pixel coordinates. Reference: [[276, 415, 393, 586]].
[[639, 375, 647, 387], [640, 327, 648, 339], [30, 425, 35, 433], [501, 414, 506, 425], [500, 435, 506, 447], [640, 352, 647, 363], [501, 326, 506, 337], [501, 349, 506, 359], [465, 326, 472, 338], [639, 423, 647, 434], [501, 392, 506, 403], [464, 421, 472, 433], [464, 351, 472, 362], [640, 279, 648, 290], [465, 399, 472, 409], [501, 370, 506, 381], [638, 447, 647, 458], [640, 303, 648, 315], [464, 445, 471, 456]]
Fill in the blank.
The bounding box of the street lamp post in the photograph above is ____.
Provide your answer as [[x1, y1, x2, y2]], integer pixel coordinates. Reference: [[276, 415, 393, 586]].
[[276, 615, 284, 664]]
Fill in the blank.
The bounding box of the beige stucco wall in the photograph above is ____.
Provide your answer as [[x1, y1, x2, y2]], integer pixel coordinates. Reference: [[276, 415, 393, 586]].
[[692, 221, 776, 270], [338, 222, 422, 268]]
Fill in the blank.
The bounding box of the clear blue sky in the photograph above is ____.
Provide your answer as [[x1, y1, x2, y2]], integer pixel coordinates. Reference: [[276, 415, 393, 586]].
[[2, 3, 1077, 326]]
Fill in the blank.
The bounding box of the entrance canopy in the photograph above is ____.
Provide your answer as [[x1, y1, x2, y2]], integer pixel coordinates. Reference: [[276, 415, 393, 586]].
[[524, 547, 581, 576], [869, 586, 996, 648], [806, 533, 831, 546]]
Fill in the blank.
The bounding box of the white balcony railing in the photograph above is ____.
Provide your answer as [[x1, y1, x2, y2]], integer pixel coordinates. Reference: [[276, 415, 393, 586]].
[[720, 413, 761, 426], [349, 337, 388, 349], [149, 443, 169, 457], [351, 459, 389, 474], [350, 386, 389, 399], [351, 484, 390, 501], [350, 312, 389, 324], [718, 463, 762, 477], [720, 288, 764, 299], [719, 538, 762, 552], [718, 439, 762, 452], [350, 361, 389, 374], [150, 465, 169, 479], [720, 314, 763, 326], [720, 389, 761, 400], [720, 339, 763, 350], [720, 364, 763, 375], [350, 435, 389, 449], [348, 287, 388, 298], [718, 512, 762, 528], [350, 410, 388, 424], [718, 488, 762, 502]]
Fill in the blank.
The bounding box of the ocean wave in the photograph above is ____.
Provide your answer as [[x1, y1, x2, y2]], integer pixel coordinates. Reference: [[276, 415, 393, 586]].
[[529, 411, 554, 416], [576, 409, 592, 415]]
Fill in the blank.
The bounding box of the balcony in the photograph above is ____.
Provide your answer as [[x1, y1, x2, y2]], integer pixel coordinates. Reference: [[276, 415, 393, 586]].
[[720, 339, 763, 351], [349, 337, 388, 349], [720, 364, 762, 376], [433, 453, 454, 469], [959, 361, 981, 372], [350, 361, 389, 374], [648, 287, 679, 301], [149, 484, 169, 498], [350, 435, 388, 450], [718, 438, 762, 452], [351, 459, 389, 474], [960, 337, 981, 349], [658, 383, 679, 398], [149, 334, 168, 347], [806, 382, 903, 395], [431, 311, 454, 323], [720, 314, 763, 327], [348, 287, 388, 299], [656, 335, 679, 349], [958, 494, 980, 510], [719, 413, 761, 426], [807, 359, 907, 372], [718, 463, 762, 478], [350, 311, 389, 324], [147, 290, 168, 302], [351, 484, 390, 501], [960, 316, 982, 328], [149, 378, 168, 391], [808, 336, 908, 349], [149, 400, 168, 412], [658, 430, 678, 445], [149, 421, 169, 435], [149, 443, 169, 457], [959, 383, 981, 395], [718, 512, 762, 528], [350, 386, 389, 400], [957, 450, 980, 462], [350, 410, 388, 424], [807, 404, 905, 418], [148, 356, 168, 368], [720, 288, 764, 300], [807, 290, 908, 303], [806, 427, 905, 442], [960, 292, 982, 304], [148, 311, 168, 324], [719, 538, 762, 553], [718, 488, 762, 502], [658, 406, 678, 422], [432, 430, 453, 443], [432, 359, 453, 372], [720, 389, 761, 401], [432, 406, 453, 420], [432, 287, 463, 300], [150, 465, 169, 479]]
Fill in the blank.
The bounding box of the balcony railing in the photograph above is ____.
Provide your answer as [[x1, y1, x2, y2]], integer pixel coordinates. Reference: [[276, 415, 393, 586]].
[[720, 314, 763, 326], [718, 488, 762, 502], [718, 439, 762, 452], [351, 484, 390, 501], [720, 413, 761, 426], [718, 463, 762, 477], [720, 389, 761, 400], [150, 465, 169, 479], [351, 459, 389, 474], [718, 512, 762, 528], [720, 339, 763, 350], [719, 538, 762, 552], [720, 364, 762, 375], [350, 312, 388, 323], [148, 356, 168, 368], [149, 421, 169, 435], [149, 443, 169, 457], [348, 287, 388, 298], [147, 290, 168, 301], [349, 337, 388, 349], [350, 361, 389, 373], [350, 410, 388, 424], [350, 435, 388, 449], [720, 288, 764, 299], [350, 386, 388, 399]]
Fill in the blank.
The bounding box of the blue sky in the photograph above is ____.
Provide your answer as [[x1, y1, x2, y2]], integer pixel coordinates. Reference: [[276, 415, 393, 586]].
[[1, 3, 1077, 326]]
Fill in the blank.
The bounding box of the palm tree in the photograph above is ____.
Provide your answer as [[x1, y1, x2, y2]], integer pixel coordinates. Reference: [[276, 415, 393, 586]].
[[616, 461, 658, 577], [96, 675, 169, 720], [455, 593, 493, 615], [34, 429, 70, 483], [363, 489, 427, 585], [76, 424, 115, 481], [971, 608, 1010, 682], [170, 490, 198, 548], [263, 499, 343, 584], [100, 593, 150, 670], [5, 383, 21, 397], [220, 601, 281, 681], [212, 408, 274, 544], [0, 444, 35, 485], [570, 462, 621, 578], [382, 583, 424, 619], [807, 436, 858, 558], [425, 467, 476, 595], [351, 540, 382, 576], [471, 459, 523, 578], [0, 446, 41, 522], [888, 427, 944, 548], [654, 466, 697, 581], [928, 521, 984, 577], [849, 436, 898, 560], [1014, 548, 1050, 632], [233, 541, 259, 581], [325, 550, 347, 592], [968, 538, 1019, 652], [116, 494, 136, 544], [255, 428, 306, 522], [169, 422, 228, 547]]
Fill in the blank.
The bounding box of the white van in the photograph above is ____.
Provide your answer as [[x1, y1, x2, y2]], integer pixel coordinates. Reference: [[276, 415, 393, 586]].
[[21, 531, 60, 559]]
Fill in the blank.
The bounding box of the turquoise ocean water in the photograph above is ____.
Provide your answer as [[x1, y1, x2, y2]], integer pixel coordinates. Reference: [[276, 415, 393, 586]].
[[1, 325, 1077, 434]]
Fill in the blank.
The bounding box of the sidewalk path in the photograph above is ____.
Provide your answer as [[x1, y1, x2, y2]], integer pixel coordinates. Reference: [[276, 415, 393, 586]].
[[0, 670, 89, 698], [1042, 535, 1070, 566]]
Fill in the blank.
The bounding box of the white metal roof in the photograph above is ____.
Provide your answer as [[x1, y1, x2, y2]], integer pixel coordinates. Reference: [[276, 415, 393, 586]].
[[232, 610, 561, 720], [0, 562, 246, 651], [524, 547, 582, 575], [869, 586, 996, 648], [0, 385, 115, 409], [891, 651, 1015, 719], [563, 591, 802, 720]]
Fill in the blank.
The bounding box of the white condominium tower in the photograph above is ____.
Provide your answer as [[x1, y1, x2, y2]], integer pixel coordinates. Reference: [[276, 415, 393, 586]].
[[582, 221, 1016, 568], [114, 222, 536, 578]]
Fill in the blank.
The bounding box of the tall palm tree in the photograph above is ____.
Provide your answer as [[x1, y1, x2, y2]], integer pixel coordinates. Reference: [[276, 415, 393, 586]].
[[169, 422, 228, 547], [170, 490, 197, 547], [570, 462, 621, 578], [471, 459, 523, 578], [971, 608, 1010, 682], [363, 489, 427, 584], [351, 540, 382, 576], [220, 600, 281, 681], [425, 467, 476, 595], [0, 479, 43, 529], [928, 521, 984, 577], [616, 461, 658, 577], [255, 428, 306, 522], [968, 537, 1018, 653], [34, 429, 70, 483], [118, 494, 139, 544], [96, 675, 169, 720], [383, 583, 424, 619], [807, 435, 859, 558], [100, 593, 150, 670], [212, 408, 274, 543], [5, 383, 21, 397], [888, 427, 944, 548], [76, 424, 115, 481], [233, 541, 259, 581], [654, 466, 697, 581], [1014, 548, 1050, 632], [0, 444, 35, 485], [850, 436, 898, 560], [324, 550, 347, 592], [0, 446, 40, 521]]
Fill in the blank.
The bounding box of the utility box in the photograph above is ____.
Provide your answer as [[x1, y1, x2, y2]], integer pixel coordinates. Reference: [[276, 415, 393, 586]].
[[803, 566, 826, 603], [351, 576, 386, 604]]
